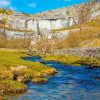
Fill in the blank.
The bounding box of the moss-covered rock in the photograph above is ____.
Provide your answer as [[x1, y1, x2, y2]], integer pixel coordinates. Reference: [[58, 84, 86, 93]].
[[40, 67, 58, 76], [92, 76, 100, 80], [0, 80, 27, 95], [32, 77, 48, 84]]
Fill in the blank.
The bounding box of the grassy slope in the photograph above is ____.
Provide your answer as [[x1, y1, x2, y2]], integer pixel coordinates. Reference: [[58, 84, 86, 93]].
[[43, 17, 100, 67], [0, 50, 56, 75], [0, 50, 42, 67], [51, 16, 100, 47]]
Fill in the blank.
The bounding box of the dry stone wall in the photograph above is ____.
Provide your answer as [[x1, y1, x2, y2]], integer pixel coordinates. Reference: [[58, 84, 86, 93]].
[[54, 47, 100, 58]]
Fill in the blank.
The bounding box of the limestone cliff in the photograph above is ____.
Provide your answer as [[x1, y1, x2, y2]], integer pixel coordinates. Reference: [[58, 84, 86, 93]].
[[0, 2, 100, 39]]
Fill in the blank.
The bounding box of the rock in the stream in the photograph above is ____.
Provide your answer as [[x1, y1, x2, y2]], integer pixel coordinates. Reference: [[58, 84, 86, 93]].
[[93, 76, 100, 80]]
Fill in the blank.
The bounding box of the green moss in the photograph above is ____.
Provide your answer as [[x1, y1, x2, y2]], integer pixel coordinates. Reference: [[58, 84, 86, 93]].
[[42, 55, 100, 67], [0, 80, 27, 95], [0, 50, 56, 94], [0, 50, 57, 94], [0, 50, 44, 68], [32, 77, 48, 84], [42, 55, 80, 65], [0, 50, 57, 75], [77, 58, 100, 67]]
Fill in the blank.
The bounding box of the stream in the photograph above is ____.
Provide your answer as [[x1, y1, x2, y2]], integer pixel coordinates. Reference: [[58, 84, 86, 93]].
[[4, 57, 100, 100]]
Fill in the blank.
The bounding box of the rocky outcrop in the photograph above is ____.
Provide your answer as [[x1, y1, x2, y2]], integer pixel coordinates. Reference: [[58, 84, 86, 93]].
[[0, 2, 100, 40], [54, 47, 100, 58]]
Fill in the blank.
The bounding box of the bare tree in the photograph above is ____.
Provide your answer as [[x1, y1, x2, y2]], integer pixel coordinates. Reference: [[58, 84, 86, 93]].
[[35, 28, 53, 54], [22, 32, 36, 55], [78, 0, 97, 24], [0, 32, 7, 47]]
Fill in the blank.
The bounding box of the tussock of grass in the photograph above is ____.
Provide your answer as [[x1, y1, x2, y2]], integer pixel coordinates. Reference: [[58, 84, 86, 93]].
[[0, 80, 27, 94], [32, 77, 48, 84]]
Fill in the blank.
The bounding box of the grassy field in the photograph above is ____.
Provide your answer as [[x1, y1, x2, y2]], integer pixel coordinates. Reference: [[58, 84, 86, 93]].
[[0, 50, 57, 95]]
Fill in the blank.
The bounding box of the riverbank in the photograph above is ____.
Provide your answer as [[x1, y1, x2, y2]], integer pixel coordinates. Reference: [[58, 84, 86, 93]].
[[0, 50, 57, 95], [1, 49, 100, 95], [42, 55, 100, 68]]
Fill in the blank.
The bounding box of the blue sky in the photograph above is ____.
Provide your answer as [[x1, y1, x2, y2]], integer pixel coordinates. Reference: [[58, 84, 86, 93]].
[[0, 0, 82, 14]]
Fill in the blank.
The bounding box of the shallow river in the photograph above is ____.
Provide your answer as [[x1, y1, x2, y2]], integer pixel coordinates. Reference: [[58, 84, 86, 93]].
[[4, 57, 100, 100]]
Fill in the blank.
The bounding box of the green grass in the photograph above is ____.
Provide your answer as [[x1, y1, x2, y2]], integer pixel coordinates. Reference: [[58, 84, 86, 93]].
[[32, 77, 48, 84], [42, 55, 80, 65], [0, 80, 27, 94], [0, 50, 56, 76], [42, 55, 100, 67], [0, 50, 44, 68], [0, 50, 57, 94]]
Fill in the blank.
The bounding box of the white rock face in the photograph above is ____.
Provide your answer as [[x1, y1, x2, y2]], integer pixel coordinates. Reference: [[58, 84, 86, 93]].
[[26, 18, 76, 31], [26, 20, 38, 31], [39, 20, 51, 30], [25, 18, 75, 39]]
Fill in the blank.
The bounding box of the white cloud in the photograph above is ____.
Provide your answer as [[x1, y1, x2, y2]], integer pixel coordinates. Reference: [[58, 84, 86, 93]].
[[0, 0, 17, 11], [9, 6, 17, 11], [0, 0, 11, 7], [28, 3, 37, 8]]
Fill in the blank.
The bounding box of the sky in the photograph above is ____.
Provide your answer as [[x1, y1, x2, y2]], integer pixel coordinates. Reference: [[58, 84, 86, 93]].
[[0, 0, 82, 14]]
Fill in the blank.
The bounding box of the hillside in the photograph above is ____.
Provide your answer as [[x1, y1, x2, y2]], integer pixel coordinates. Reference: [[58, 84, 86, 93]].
[[0, 2, 100, 49], [33, 2, 100, 20], [53, 16, 100, 48], [32, 5, 79, 19]]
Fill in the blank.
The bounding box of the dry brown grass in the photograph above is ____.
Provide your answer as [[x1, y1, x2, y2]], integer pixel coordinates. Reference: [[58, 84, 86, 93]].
[[63, 17, 100, 48]]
